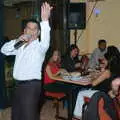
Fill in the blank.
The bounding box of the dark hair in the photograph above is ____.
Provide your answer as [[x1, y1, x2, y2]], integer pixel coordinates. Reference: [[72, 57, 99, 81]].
[[44, 47, 60, 64], [104, 46, 120, 75], [104, 46, 120, 61], [66, 44, 79, 55], [23, 19, 40, 30], [109, 55, 120, 75], [98, 39, 106, 45]]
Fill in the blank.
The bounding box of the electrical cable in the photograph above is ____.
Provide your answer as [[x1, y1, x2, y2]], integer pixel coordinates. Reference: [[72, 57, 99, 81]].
[[77, 1, 98, 43]]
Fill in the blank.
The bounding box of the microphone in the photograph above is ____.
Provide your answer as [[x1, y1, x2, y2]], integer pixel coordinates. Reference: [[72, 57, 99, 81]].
[[14, 34, 31, 49], [14, 41, 26, 49]]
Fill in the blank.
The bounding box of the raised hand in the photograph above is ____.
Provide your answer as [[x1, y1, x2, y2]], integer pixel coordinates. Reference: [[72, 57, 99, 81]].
[[41, 2, 53, 21]]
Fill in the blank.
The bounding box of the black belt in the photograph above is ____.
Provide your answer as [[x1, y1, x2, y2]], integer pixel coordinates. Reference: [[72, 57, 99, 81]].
[[16, 79, 41, 85]]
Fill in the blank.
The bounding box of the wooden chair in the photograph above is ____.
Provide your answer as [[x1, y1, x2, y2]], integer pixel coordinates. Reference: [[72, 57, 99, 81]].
[[44, 91, 67, 120], [73, 95, 118, 120], [113, 90, 120, 120], [72, 96, 90, 120]]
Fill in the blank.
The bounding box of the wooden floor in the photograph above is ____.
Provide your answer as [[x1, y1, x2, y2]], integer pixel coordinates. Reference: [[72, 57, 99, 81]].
[[0, 100, 68, 120]]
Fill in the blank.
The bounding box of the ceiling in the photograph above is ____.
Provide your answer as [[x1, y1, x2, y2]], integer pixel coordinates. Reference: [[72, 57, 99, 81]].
[[4, 0, 39, 6], [3, 0, 104, 7]]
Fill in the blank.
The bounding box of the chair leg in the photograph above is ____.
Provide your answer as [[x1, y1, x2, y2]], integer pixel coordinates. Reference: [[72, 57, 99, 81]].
[[55, 100, 59, 120], [55, 100, 68, 120]]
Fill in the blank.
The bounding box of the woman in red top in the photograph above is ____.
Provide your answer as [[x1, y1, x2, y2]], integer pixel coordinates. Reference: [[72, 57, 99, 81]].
[[44, 50, 63, 85]]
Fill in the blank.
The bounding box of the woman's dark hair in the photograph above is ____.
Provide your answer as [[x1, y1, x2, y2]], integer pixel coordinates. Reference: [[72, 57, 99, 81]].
[[44, 48, 60, 64], [106, 46, 120, 58], [104, 46, 120, 75], [109, 55, 120, 75], [66, 44, 79, 55]]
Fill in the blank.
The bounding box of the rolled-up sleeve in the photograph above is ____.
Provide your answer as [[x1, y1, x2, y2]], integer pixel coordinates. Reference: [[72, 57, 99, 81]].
[[1, 40, 17, 56]]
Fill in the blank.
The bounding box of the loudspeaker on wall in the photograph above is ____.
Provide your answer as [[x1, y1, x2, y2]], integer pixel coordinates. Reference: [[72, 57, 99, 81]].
[[67, 3, 86, 29]]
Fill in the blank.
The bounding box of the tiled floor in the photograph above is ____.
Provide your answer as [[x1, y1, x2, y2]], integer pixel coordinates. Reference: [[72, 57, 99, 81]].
[[0, 100, 67, 120]]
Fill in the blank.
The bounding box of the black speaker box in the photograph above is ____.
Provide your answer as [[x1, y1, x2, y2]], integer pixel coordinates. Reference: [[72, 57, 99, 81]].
[[67, 3, 86, 29]]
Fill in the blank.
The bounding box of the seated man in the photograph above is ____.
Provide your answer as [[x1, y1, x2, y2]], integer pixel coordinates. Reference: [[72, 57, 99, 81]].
[[88, 39, 107, 69]]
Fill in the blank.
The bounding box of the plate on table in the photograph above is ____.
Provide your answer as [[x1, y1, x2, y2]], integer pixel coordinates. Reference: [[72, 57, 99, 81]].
[[70, 76, 90, 82], [62, 75, 71, 80], [79, 76, 91, 82], [70, 76, 82, 81]]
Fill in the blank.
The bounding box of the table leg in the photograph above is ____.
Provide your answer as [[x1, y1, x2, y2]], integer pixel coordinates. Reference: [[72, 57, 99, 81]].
[[66, 92, 73, 120]]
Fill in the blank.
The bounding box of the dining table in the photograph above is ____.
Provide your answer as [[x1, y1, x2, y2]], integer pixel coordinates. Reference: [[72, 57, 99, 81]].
[[52, 75, 92, 86]]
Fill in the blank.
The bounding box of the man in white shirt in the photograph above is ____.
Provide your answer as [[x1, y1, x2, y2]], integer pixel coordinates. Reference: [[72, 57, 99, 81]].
[[1, 2, 52, 120], [88, 39, 107, 69]]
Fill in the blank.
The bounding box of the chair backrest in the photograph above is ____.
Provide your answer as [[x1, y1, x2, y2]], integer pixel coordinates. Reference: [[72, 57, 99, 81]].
[[113, 89, 120, 120], [45, 91, 65, 99], [98, 98, 112, 120], [82, 91, 118, 120]]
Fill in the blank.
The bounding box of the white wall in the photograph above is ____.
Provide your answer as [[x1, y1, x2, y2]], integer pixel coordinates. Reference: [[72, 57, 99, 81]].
[[70, 0, 120, 54]]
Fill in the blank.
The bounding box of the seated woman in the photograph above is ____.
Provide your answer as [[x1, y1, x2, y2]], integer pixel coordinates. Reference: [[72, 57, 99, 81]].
[[61, 44, 81, 72], [73, 46, 120, 119], [44, 50, 64, 85], [43, 49, 69, 100]]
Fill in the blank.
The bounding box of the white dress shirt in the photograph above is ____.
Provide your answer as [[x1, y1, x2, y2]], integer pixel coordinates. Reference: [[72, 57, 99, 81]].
[[1, 21, 50, 81]]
